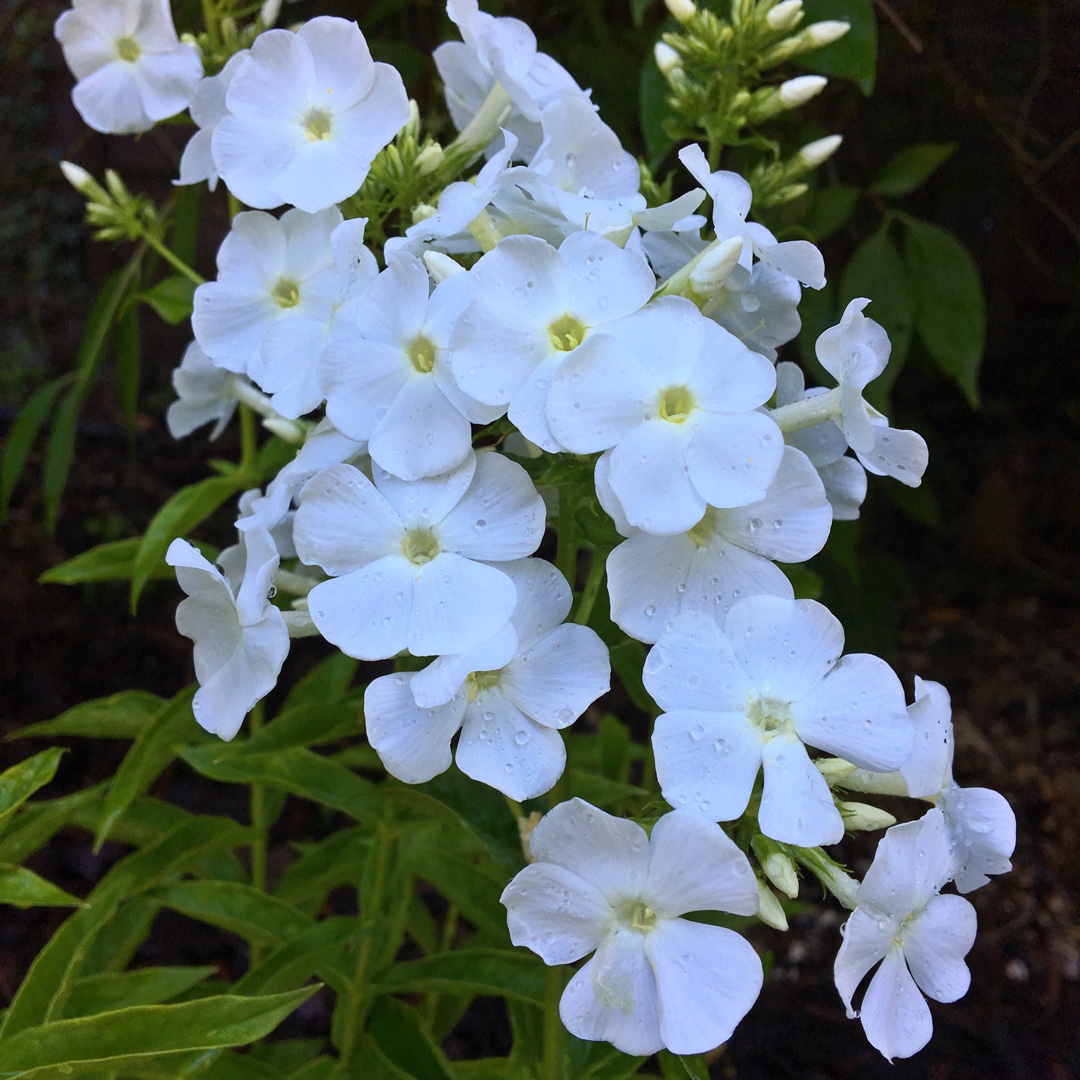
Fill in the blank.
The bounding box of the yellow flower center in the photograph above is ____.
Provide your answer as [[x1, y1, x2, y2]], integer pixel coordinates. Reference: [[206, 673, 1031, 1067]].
[[687, 507, 718, 548], [658, 385, 695, 424], [408, 335, 436, 374], [116, 37, 140, 63], [271, 279, 300, 309], [303, 108, 333, 142], [402, 528, 440, 566], [547, 313, 587, 353], [466, 670, 502, 700]]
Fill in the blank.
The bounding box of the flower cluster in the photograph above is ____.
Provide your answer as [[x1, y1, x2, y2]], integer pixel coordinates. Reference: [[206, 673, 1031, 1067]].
[[57, 0, 1014, 1064]]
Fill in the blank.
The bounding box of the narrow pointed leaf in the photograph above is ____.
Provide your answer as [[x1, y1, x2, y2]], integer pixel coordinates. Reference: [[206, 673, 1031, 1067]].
[[62, 967, 216, 1019], [0, 749, 66, 830], [375, 949, 546, 1006], [1, 376, 71, 521], [13, 692, 163, 741], [0, 865, 84, 909], [42, 389, 81, 534], [367, 997, 458, 1080]]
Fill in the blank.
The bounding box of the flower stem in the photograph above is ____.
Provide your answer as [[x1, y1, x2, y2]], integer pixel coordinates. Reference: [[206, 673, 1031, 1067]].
[[142, 232, 205, 286], [542, 964, 567, 1080], [573, 548, 606, 626], [556, 485, 580, 590], [247, 701, 268, 969]]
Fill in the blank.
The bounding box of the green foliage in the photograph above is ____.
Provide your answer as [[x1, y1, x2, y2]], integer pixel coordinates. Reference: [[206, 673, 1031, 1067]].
[[871, 143, 957, 197], [798, 0, 878, 94]]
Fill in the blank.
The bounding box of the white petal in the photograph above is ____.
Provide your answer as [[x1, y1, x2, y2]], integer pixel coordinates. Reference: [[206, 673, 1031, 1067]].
[[834, 907, 896, 1017], [652, 709, 762, 822], [724, 595, 844, 703], [857, 809, 953, 916], [529, 799, 650, 903], [409, 622, 519, 709], [501, 862, 608, 965], [856, 424, 929, 487], [900, 679, 953, 799], [759, 732, 844, 846], [503, 558, 571, 653], [644, 812, 758, 918], [684, 411, 783, 511], [457, 696, 566, 800], [71, 63, 152, 134], [306, 558, 413, 660], [560, 949, 663, 1057], [645, 919, 762, 1054], [819, 456, 867, 519], [409, 553, 517, 656], [940, 785, 1016, 893], [859, 948, 933, 1061], [364, 673, 464, 783], [607, 532, 695, 645], [903, 893, 976, 1003]]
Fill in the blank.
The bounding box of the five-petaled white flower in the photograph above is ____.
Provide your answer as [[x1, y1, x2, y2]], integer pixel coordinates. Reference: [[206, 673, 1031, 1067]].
[[502, 799, 763, 1056]]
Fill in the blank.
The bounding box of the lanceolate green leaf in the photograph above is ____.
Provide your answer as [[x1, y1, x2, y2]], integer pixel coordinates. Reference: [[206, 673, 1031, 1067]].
[[0, 785, 105, 866], [62, 967, 216, 1019], [375, 949, 546, 1006], [871, 143, 957, 198], [0, 749, 66, 830], [136, 274, 197, 325], [0, 866, 85, 909], [0, 375, 71, 522], [42, 389, 81, 534], [0, 987, 316, 1078], [13, 691, 164, 741], [131, 473, 240, 610], [367, 998, 458, 1080], [40, 536, 192, 586], [115, 300, 142, 433], [903, 217, 985, 407]]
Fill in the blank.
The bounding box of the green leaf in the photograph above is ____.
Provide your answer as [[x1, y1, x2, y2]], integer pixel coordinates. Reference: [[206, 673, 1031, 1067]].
[[838, 228, 915, 411], [780, 562, 824, 600], [115, 301, 141, 433], [169, 185, 201, 269], [181, 745, 380, 820], [274, 828, 367, 913], [39, 537, 173, 587], [74, 266, 137, 396], [13, 691, 164, 741], [95, 687, 202, 850], [581, 1049, 649, 1079], [805, 184, 859, 240], [0, 866, 84, 909], [0, 987, 316, 1078], [0, 785, 105, 866], [136, 275, 197, 325], [797, 0, 877, 94], [658, 1050, 708, 1080], [246, 700, 361, 753], [42, 389, 81, 534], [903, 217, 985, 407], [77, 898, 160, 979], [871, 143, 957, 198], [62, 968, 216, 1019], [367, 998, 458, 1080], [149, 880, 314, 947], [0, 816, 249, 1040], [283, 653, 359, 710], [563, 770, 646, 811], [0, 375, 71, 522], [630, 0, 657, 27], [131, 474, 240, 609], [234, 916, 359, 996], [0, 749, 66, 830], [403, 837, 506, 931], [375, 949, 546, 1006]]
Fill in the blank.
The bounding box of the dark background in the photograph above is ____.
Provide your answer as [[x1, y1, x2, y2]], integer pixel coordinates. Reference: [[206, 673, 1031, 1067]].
[[1, 0, 1078, 1075]]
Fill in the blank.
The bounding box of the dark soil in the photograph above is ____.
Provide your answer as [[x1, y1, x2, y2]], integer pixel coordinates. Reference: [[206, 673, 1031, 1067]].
[[2, 0, 1078, 1075]]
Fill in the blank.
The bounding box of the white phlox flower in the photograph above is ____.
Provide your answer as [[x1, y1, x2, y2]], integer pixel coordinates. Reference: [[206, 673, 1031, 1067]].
[[898, 678, 1016, 893], [176, 51, 247, 191], [774, 360, 867, 520], [834, 808, 977, 1061], [435, 0, 590, 161], [678, 143, 826, 290], [812, 298, 929, 486], [55, 0, 203, 135], [646, 597, 912, 845], [364, 558, 610, 800], [319, 252, 501, 480], [292, 451, 546, 659], [166, 526, 290, 740], [210, 16, 410, 213], [166, 341, 239, 440], [547, 297, 783, 535], [257, 217, 381, 419], [704, 261, 803, 362], [600, 445, 832, 644], [501, 799, 763, 1056], [191, 207, 342, 388], [450, 231, 656, 451], [236, 417, 368, 542]]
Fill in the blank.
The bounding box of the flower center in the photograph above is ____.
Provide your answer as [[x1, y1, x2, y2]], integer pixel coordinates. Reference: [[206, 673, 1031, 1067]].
[[271, 278, 300, 309], [303, 107, 334, 142], [407, 335, 436, 374], [116, 37, 140, 63], [402, 528, 440, 566], [466, 669, 501, 700], [547, 313, 587, 353], [658, 385, 695, 424], [747, 695, 794, 736], [687, 507, 718, 547], [613, 899, 659, 934]]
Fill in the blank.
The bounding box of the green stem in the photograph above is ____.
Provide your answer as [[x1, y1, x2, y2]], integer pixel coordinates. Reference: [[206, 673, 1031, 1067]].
[[555, 485, 580, 590], [247, 701, 268, 969], [238, 402, 258, 483], [141, 232, 204, 286], [573, 548, 606, 626], [542, 965, 566, 1080]]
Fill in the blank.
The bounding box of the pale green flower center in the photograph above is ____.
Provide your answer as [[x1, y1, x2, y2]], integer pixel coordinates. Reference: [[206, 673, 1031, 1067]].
[[687, 507, 718, 548], [402, 528, 440, 565], [408, 335, 436, 374], [748, 695, 794, 736], [658, 385, 695, 424], [466, 669, 501, 700], [116, 37, 140, 63], [548, 313, 587, 352], [303, 108, 333, 142], [613, 899, 659, 934], [272, 278, 300, 309]]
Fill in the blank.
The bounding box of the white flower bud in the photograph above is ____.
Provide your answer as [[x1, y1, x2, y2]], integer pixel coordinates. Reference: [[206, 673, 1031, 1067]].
[[654, 41, 682, 78], [763, 852, 800, 899], [689, 235, 743, 295], [423, 250, 466, 284], [815, 756, 857, 784], [259, 0, 282, 26], [262, 416, 307, 445], [664, 0, 697, 23], [756, 879, 788, 930], [839, 801, 898, 833], [797, 134, 843, 169], [806, 20, 850, 48], [766, 0, 804, 31], [414, 144, 445, 176], [778, 74, 827, 108], [60, 160, 95, 196]]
